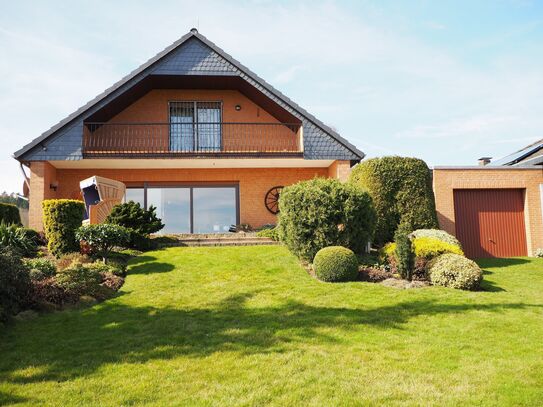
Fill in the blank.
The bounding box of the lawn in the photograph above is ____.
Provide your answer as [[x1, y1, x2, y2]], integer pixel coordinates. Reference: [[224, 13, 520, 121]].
[[1, 246, 543, 406]]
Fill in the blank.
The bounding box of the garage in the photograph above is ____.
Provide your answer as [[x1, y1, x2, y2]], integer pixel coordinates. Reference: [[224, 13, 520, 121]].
[[453, 189, 527, 258]]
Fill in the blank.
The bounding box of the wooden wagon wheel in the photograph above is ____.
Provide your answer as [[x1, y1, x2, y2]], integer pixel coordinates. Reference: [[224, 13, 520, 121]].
[[264, 186, 283, 214]]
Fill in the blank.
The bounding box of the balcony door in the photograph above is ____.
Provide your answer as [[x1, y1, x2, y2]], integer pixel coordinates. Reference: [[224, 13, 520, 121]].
[[169, 101, 221, 152]]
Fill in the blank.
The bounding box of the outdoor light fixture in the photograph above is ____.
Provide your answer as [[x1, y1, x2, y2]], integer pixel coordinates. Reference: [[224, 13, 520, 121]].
[[49, 182, 58, 191], [235, 104, 242, 111]]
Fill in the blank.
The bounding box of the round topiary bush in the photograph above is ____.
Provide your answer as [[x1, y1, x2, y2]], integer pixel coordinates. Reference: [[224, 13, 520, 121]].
[[427, 253, 483, 290], [313, 246, 359, 282], [278, 178, 376, 261]]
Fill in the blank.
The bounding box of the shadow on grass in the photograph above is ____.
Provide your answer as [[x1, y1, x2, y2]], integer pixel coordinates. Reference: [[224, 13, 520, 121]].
[[1, 292, 541, 396], [480, 270, 506, 292], [0, 390, 30, 405], [476, 257, 531, 268], [128, 262, 175, 275]]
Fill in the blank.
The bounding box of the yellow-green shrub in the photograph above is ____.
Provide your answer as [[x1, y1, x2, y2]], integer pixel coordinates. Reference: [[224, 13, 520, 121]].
[[427, 253, 482, 290], [42, 200, 85, 257], [413, 237, 463, 259]]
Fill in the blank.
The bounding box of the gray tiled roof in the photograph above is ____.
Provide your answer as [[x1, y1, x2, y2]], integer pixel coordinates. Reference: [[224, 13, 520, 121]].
[[14, 29, 364, 161]]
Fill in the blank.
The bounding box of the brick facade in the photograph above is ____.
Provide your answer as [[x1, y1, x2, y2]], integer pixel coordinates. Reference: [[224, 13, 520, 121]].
[[28, 162, 351, 231], [433, 167, 543, 256]]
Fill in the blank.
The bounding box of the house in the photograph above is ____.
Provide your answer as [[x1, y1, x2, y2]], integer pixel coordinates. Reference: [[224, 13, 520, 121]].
[[14, 29, 363, 234], [433, 139, 543, 258]]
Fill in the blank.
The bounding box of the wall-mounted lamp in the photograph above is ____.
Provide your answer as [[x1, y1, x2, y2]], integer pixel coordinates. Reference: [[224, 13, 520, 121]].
[[41, 144, 48, 151], [49, 182, 58, 192], [235, 104, 242, 111]]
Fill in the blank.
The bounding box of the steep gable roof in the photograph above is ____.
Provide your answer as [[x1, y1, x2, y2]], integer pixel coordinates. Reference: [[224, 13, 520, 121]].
[[14, 29, 363, 161]]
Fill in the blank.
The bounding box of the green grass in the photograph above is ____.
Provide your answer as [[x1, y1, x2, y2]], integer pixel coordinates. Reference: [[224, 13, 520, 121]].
[[1, 247, 543, 406]]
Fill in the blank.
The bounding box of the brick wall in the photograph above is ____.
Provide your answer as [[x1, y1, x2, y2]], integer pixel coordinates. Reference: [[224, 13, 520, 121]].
[[29, 162, 57, 231], [28, 163, 353, 231], [433, 167, 543, 256]]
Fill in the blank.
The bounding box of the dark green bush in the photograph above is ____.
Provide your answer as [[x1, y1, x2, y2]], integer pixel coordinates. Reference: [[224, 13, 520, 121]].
[[106, 201, 164, 235], [0, 203, 21, 225], [128, 230, 157, 251], [42, 199, 85, 257], [0, 223, 38, 257], [75, 224, 130, 263], [313, 246, 359, 282], [0, 248, 32, 321], [278, 178, 376, 261], [55, 263, 103, 296], [23, 258, 56, 281], [394, 223, 414, 280], [349, 156, 438, 246]]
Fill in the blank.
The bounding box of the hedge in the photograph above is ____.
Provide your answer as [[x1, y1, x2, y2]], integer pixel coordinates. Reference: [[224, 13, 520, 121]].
[[0, 203, 21, 225], [42, 199, 85, 257], [278, 178, 376, 261], [349, 156, 438, 246]]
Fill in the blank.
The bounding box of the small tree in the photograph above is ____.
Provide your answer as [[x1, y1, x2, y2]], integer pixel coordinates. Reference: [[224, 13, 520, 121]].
[[105, 201, 164, 235], [75, 224, 130, 263]]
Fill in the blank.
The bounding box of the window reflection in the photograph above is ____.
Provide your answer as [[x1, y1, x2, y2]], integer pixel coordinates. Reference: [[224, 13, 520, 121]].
[[147, 188, 191, 234], [124, 188, 145, 208], [193, 188, 236, 233]]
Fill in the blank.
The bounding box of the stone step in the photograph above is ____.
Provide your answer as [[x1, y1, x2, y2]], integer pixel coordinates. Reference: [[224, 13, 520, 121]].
[[154, 234, 279, 247]]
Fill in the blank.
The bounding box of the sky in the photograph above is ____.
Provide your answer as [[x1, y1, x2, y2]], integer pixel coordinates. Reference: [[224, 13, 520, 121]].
[[1, 0, 542, 194]]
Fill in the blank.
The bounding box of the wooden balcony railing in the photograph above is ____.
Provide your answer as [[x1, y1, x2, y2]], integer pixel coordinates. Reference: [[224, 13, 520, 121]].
[[83, 122, 303, 158]]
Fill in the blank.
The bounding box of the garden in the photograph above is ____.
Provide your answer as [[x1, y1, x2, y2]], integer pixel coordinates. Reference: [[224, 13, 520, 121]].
[[1, 156, 543, 405]]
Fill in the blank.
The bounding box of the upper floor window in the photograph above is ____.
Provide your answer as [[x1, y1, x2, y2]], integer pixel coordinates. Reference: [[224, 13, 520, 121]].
[[169, 101, 222, 152]]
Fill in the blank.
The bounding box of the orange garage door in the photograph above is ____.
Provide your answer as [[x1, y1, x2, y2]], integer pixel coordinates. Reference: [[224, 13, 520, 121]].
[[453, 189, 527, 258]]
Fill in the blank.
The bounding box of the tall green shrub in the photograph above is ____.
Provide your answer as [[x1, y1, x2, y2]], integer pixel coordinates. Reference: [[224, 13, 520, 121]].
[[278, 178, 376, 261], [42, 199, 85, 257], [0, 248, 31, 321], [0, 203, 21, 225], [349, 156, 438, 246], [394, 222, 414, 280]]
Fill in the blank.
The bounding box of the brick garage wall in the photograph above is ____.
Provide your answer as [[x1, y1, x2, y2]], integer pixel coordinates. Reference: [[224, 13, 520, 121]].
[[433, 167, 543, 256], [29, 165, 347, 231]]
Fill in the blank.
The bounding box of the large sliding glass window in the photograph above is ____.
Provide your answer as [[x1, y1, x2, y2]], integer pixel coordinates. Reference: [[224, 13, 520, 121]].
[[123, 185, 238, 234], [147, 188, 191, 234], [169, 101, 221, 152], [193, 187, 237, 233]]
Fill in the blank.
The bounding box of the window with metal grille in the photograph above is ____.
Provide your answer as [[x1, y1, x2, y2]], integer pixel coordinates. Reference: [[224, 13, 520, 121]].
[[169, 101, 222, 152]]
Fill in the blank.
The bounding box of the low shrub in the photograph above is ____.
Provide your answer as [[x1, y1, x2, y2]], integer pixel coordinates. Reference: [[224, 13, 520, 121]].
[[409, 229, 461, 248], [412, 237, 464, 259], [412, 257, 429, 281], [42, 199, 85, 257], [535, 248, 543, 258], [127, 230, 157, 251], [0, 248, 32, 321], [20, 227, 47, 247], [106, 201, 164, 235], [55, 263, 103, 296], [394, 223, 414, 280], [0, 223, 38, 257], [76, 224, 130, 263], [279, 178, 376, 261], [0, 203, 21, 225], [313, 246, 359, 282], [23, 258, 56, 281], [427, 253, 483, 290], [100, 272, 124, 291], [359, 266, 393, 282], [256, 227, 279, 241], [32, 277, 78, 308], [56, 253, 92, 271]]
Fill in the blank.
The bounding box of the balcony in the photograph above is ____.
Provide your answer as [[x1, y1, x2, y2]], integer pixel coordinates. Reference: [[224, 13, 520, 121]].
[[83, 122, 303, 158]]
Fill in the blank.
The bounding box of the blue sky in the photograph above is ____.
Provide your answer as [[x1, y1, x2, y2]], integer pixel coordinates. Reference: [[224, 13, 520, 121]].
[[1, 0, 542, 193]]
